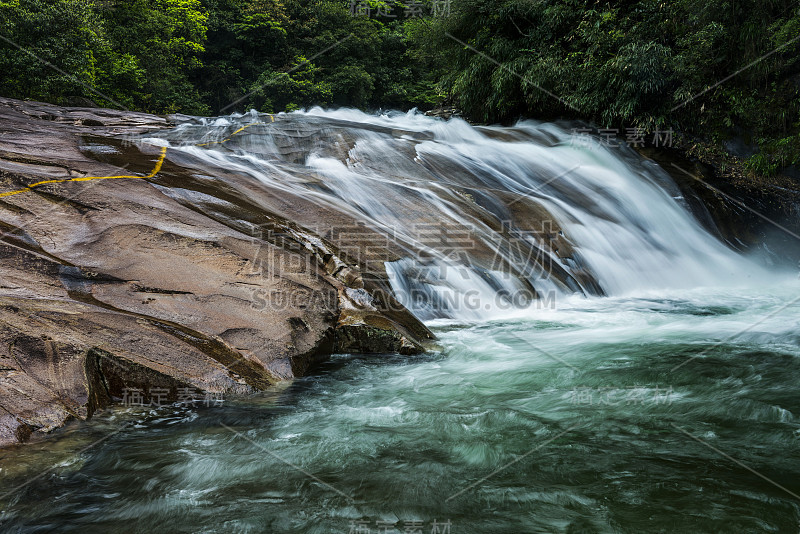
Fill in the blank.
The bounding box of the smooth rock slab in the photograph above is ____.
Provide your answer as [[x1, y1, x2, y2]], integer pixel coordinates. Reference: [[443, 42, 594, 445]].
[[0, 97, 432, 448]]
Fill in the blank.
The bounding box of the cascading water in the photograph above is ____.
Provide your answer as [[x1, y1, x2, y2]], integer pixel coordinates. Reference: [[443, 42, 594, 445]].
[[3, 109, 798, 534], [154, 108, 762, 320]]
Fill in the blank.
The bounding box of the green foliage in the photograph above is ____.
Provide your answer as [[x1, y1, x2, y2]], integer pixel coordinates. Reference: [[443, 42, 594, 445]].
[[0, 0, 444, 114], [97, 0, 209, 114], [0, 0, 795, 178], [248, 58, 333, 112], [0, 0, 111, 105], [191, 0, 444, 113], [0, 0, 209, 113], [746, 133, 800, 175], [433, 0, 800, 175]]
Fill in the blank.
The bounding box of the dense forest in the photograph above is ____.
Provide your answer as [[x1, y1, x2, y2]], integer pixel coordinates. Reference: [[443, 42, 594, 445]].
[[1, 0, 798, 175]]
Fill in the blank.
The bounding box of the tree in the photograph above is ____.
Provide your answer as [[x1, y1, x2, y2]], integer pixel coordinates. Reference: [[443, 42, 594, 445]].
[[97, 0, 209, 114], [0, 0, 116, 106]]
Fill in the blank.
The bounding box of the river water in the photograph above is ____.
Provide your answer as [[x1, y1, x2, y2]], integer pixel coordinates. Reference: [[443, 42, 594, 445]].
[[1, 110, 798, 533]]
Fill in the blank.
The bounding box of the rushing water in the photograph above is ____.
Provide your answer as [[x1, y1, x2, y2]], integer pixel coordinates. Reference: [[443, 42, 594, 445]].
[[1, 110, 799, 533], [152, 108, 763, 318]]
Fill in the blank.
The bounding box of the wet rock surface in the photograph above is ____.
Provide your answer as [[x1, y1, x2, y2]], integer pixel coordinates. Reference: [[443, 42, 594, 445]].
[[3, 97, 789, 449], [0, 98, 433, 447], [639, 146, 800, 267]]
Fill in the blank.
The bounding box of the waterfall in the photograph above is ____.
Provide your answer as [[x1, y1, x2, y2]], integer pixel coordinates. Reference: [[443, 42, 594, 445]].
[[150, 108, 761, 321]]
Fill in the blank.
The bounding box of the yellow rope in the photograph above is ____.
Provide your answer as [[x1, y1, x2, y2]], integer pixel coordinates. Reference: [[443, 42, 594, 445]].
[[0, 114, 274, 199]]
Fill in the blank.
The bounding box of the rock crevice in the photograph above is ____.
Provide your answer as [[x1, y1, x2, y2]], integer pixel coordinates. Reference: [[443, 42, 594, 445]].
[[0, 97, 432, 448]]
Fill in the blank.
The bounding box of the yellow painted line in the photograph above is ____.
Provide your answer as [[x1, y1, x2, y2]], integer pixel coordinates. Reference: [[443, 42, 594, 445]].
[[72, 145, 167, 181], [0, 114, 274, 199], [0, 146, 168, 199]]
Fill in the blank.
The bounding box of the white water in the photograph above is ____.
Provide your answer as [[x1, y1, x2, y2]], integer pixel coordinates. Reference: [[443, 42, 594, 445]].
[[3, 110, 799, 534], [159, 108, 767, 320]]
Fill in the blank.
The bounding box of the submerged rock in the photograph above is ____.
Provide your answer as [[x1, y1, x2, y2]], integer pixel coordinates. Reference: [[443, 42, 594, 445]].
[[0, 97, 433, 447]]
